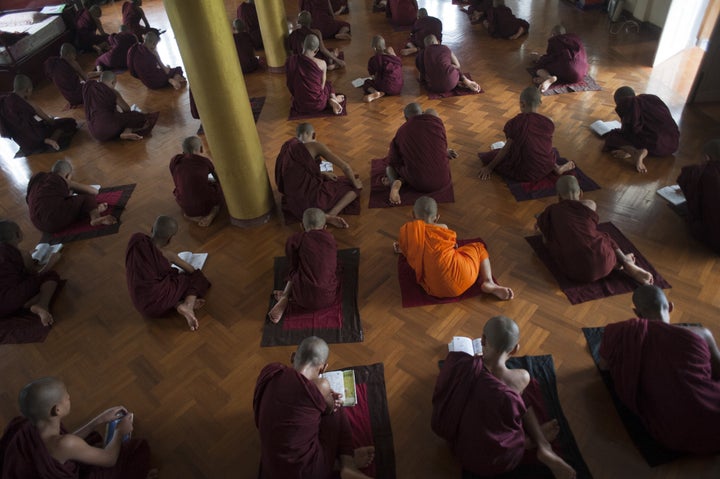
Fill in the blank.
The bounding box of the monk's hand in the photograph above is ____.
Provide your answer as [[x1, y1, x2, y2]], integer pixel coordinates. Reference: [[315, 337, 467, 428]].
[[478, 166, 493, 180], [352, 177, 363, 189], [447, 149, 458, 159], [117, 413, 134, 436], [97, 406, 128, 424], [323, 172, 338, 181], [331, 391, 343, 412]]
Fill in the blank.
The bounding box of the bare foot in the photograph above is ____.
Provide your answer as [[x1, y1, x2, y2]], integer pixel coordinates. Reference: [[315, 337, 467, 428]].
[[353, 446, 375, 468], [268, 296, 288, 324], [400, 47, 417, 56], [44, 139, 60, 151], [329, 98, 343, 115], [30, 305, 53, 326], [197, 206, 220, 227], [90, 215, 118, 226], [146, 469, 159, 479], [120, 132, 143, 141], [633, 148, 649, 173], [363, 91, 385, 103], [326, 215, 349, 228], [539, 75, 557, 93], [509, 26, 526, 40], [462, 79, 481, 92], [623, 262, 654, 285], [335, 32, 351, 40], [537, 445, 576, 479], [611, 150, 631, 160], [183, 213, 204, 223], [481, 281, 514, 300], [389, 179, 402, 205], [554, 161, 576, 175], [177, 302, 199, 331], [97, 202, 109, 213]]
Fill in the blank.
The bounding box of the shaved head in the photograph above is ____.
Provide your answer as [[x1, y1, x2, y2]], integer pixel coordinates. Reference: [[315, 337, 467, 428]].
[[0, 220, 21, 243], [302, 208, 326, 230], [303, 34, 320, 53], [18, 377, 67, 425], [413, 196, 438, 221], [423, 34, 439, 47], [60, 43, 77, 59], [551, 24, 566, 36], [556, 175, 580, 199], [182, 136, 202, 154], [144, 30, 160, 47], [703, 139, 720, 161], [418, 8, 428, 18], [483, 316, 520, 353], [293, 336, 329, 369], [520, 86, 542, 108], [233, 18, 246, 32], [51, 159, 73, 176], [13, 74, 32, 94], [152, 215, 178, 241], [372, 35, 386, 51], [298, 11, 312, 27], [404, 102, 423, 119], [614, 86, 636, 104], [100, 70, 116, 84], [632, 285, 670, 322], [296, 122, 314, 137]]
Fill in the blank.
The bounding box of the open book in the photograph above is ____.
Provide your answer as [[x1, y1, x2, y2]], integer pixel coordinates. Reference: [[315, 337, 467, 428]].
[[105, 413, 132, 446], [320, 160, 334, 172], [448, 336, 483, 356], [656, 185, 687, 206], [323, 369, 357, 407], [491, 141, 506, 150], [351, 77, 372, 88], [31, 243, 63, 266], [589, 120, 622, 137], [172, 252, 208, 271]]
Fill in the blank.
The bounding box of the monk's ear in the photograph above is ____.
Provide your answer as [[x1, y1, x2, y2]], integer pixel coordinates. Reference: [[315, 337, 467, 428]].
[[50, 404, 60, 417], [668, 301, 674, 314], [289, 352, 296, 365], [509, 343, 520, 356]]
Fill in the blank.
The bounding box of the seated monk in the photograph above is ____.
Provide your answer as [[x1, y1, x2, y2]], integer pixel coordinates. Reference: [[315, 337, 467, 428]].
[[677, 139, 720, 254], [75, 5, 109, 54], [288, 11, 345, 71], [95, 25, 139, 71], [122, 0, 152, 38], [386, 0, 418, 27], [254, 336, 375, 478], [44, 43, 94, 108], [83, 71, 157, 142], [603, 86, 680, 173], [479, 87, 575, 181], [468, 0, 493, 24], [362, 35, 403, 103], [299, 0, 351, 40], [417, 35, 481, 95], [0, 75, 77, 154], [127, 30, 186, 90], [536, 176, 654, 284], [384, 103, 455, 205], [286, 34, 345, 115], [600, 285, 720, 453], [237, 0, 263, 49], [400, 8, 442, 56], [396, 196, 513, 300], [232, 19, 260, 74], [0, 377, 156, 478], [432, 316, 576, 478], [125, 215, 211, 331], [169, 136, 223, 227], [269, 208, 340, 323], [0, 221, 60, 326], [26, 159, 117, 234], [275, 123, 362, 228], [531, 25, 589, 92], [484, 0, 529, 40]]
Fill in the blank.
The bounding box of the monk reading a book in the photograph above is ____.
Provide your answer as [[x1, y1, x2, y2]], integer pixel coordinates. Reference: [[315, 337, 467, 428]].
[[362, 35, 403, 103], [396, 196, 513, 300], [600, 285, 720, 454], [95, 26, 139, 71], [432, 316, 576, 478], [75, 5, 109, 54], [531, 25, 588, 93], [232, 19, 260, 74], [45, 43, 92, 108], [254, 336, 374, 479], [416, 35, 481, 95], [127, 30, 186, 90], [288, 11, 345, 71]]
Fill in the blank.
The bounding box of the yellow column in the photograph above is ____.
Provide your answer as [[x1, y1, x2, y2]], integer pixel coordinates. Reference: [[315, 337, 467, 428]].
[[164, 0, 272, 225], [255, 0, 289, 72]]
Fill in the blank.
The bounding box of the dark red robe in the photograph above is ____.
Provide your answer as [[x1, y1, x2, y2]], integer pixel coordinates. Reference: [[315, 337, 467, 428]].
[[121, 1, 151, 38], [364, 53, 403, 96], [409, 15, 442, 48], [286, 229, 339, 310], [44, 57, 83, 107], [274, 137, 359, 220], [678, 160, 720, 253], [601, 318, 720, 454], [386, 0, 418, 26], [604, 94, 680, 157], [169, 153, 223, 217], [286, 54, 335, 115], [0, 93, 77, 153], [417, 44, 459, 94], [536, 200, 618, 283], [237, 2, 263, 49], [26, 172, 98, 234], [0, 243, 60, 318], [233, 32, 259, 73], [253, 363, 354, 479], [534, 33, 588, 84], [486, 5, 529, 38], [82, 81, 153, 142], [0, 416, 151, 478], [432, 352, 528, 476], [299, 0, 351, 39], [95, 32, 138, 70], [388, 113, 451, 192], [127, 44, 183, 89], [125, 233, 211, 318], [75, 8, 108, 51]]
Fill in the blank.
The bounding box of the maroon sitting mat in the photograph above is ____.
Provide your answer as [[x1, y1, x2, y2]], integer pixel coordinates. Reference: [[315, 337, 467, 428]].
[[39, 184, 136, 245], [525, 222, 671, 305], [426, 73, 484, 99], [368, 158, 454, 209], [261, 248, 362, 346], [198, 96, 264, 135], [397, 238, 488, 308], [0, 280, 65, 345], [526, 68, 602, 96], [288, 96, 347, 120]]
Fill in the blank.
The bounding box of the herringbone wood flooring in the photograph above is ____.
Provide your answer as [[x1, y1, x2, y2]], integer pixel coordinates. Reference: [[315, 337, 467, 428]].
[[1, 0, 719, 477]]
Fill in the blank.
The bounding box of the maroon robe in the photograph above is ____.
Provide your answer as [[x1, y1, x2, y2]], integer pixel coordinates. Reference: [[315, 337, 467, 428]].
[[604, 94, 680, 157], [169, 153, 223, 217], [233, 32, 259, 73], [330, 0, 348, 12], [0, 93, 77, 153], [486, 5, 529, 38], [75, 9, 108, 51], [26, 172, 98, 234], [286, 54, 335, 115], [274, 137, 359, 220], [125, 233, 211, 317], [417, 44, 459, 94], [44, 57, 83, 107], [82, 81, 153, 141], [288, 27, 335, 66], [237, 2, 263, 49], [0, 243, 60, 318], [364, 53, 403, 96], [299, 0, 351, 39], [253, 363, 354, 479], [121, 1, 151, 38], [409, 15, 442, 48], [95, 32, 138, 70], [0, 416, 151, 479], [537, 200, 618, 283], [678, 160, 720, 253], [388, 113, 451, 192], [386, 0, 418, 26], [432, 352, 527, 476], [601, 318, 720, 453], [534, 33, 588, 84], [286, 229, 339, 310], [127, 44, 183, 89]]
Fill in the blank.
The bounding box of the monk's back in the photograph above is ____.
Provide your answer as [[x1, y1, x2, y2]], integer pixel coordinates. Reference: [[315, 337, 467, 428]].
[[421, 44, 458, 94], [502, 112, 556, 181], [391, 114, 451, 192], [287, 230, 339, 310], [617, 94, 679, 156], [26, 172, 69, 229]]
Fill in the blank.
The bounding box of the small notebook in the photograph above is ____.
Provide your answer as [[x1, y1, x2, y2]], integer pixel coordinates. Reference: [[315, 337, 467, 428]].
[[352, 77, 372, 88], [590, 120, 621, 136], [656, 185, 686, 206], [104, 414, 132, 445], [172, 252, 208, 271], [323, 369, 357, 407], [490, 141, 506, 150], [31, 243, 63, 266], [320, 160, 334, 172], [448, 336, 482, 356]]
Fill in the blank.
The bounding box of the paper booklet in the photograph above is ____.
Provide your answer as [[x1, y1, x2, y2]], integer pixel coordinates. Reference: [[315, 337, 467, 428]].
[[448, 336, 483, 356], [172, 252, 208, 271], [323, 369, 357, 407], [491, 141, 506, 150], [656, 185, 687, 206], [32, 243, 63, 266], [589, 120, 622, 137], [351, 77, 372, 88], [320, 160, 334, 172]]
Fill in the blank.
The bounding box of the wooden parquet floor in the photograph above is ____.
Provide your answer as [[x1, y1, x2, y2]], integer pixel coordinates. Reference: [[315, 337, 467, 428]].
[[1, 1, 719, 478]]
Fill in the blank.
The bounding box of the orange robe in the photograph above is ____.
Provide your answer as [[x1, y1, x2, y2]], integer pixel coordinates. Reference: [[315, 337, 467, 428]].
[[398, 220, 488, 298]]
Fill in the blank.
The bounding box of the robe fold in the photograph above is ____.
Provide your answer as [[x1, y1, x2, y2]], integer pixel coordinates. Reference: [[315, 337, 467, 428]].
[[121, 1, 151, 38], [0, 243, 60, 318], [95, 32, 138, 70], [286, 229, 339, 311], [299, 0, 351, 39], [82, 81, 153, 141], [410, 15, 442, 48], [254, 363, 354, 479], [125, 233, 211, 317], [75, 9, 108, 51], [600, 318, 720, 454], [233, 32, 259, 73], [399, 220, 488, 298], [486, 6, 529, 38], [432, 352, 527, 475], [536, 200, 618, 282], [604, 94, 680, 157], [388, 113, 451, 192], [534, 33, 588, 84], [286, 54, 335, 114], [677, 160, 720, 253], [364, 53, 403, 95], [127, 44, 183, 89], [169, 153, 222, 217], [0, 93, 77, 153], [44, 57, 83, 106], [275, 138, 359, 220], [417, 44, 459, 94], [0, 416, 151, 479], [237, 2, 263, 49], [26, 172, 97, 234], [386, 0, 418, 26]]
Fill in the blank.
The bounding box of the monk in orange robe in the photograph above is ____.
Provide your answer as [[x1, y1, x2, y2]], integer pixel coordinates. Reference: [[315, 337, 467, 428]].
[[362, 35, 403, 103], [288, 11, 345, 71], [396, 196, 513, 300]]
